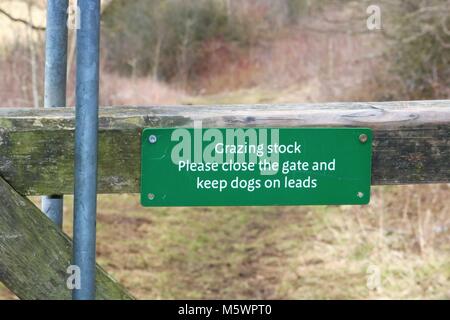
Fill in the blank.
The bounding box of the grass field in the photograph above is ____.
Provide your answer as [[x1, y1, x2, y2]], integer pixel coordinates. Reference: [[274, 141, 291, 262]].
[[1, 184, 448, 300]]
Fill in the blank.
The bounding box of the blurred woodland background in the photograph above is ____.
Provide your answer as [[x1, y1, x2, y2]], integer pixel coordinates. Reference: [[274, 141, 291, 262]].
[[0, 0, 449, 299]]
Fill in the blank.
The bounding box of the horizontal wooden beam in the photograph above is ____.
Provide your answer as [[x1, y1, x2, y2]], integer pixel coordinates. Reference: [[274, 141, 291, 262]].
[[0, 176, 133, 299], [0, 100, 449, 196]]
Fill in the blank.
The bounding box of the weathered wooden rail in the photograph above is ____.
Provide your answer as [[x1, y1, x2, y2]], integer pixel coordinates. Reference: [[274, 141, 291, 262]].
[[0, 100, 449, 299], [1, 101, 449, 196], [0, 176, 133, 300]]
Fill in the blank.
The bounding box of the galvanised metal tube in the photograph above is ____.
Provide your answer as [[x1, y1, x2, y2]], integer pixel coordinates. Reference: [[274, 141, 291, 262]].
[[42, 0, 69, 228], [72, 0, 101, 300]]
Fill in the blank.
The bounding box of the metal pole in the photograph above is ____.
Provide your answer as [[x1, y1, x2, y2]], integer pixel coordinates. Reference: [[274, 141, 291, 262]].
[[72, 0, 101, 300], [42, 0, 69, 228]]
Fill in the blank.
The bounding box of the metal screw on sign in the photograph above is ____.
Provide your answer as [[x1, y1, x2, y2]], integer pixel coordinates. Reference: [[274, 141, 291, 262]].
[[148, 193, 155, 200], [359, 134, 368, 144], [149, 135, 157, 144], [357, 192, 364, 198]]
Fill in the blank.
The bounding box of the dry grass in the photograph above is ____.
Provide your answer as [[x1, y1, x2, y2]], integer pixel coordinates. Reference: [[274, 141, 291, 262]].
[[1, 184, 448, 300], [100, 74, 188, 106]]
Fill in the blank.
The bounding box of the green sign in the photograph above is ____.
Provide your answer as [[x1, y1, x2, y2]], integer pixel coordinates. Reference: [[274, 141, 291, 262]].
[[141, 128, 372, 207]]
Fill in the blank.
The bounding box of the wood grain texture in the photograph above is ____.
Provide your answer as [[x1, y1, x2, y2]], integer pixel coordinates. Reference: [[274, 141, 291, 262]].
[[0, 100, 449, 195], [0, 176, 134, 300]]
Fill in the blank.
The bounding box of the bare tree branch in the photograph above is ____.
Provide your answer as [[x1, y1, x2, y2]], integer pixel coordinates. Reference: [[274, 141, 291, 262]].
[[0, 7, 45, 31]]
